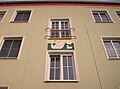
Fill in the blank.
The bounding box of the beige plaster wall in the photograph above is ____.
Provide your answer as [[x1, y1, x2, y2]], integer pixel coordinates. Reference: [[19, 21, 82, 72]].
[[0, 5, 120, 89]]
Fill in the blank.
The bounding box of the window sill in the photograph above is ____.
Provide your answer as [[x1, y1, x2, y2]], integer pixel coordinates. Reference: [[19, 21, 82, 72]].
[[48, 37, 72, 40], [10, 21, 29, 23], [95, 21, 113, 23], [44, 80, 79, 83], [108, 57, 120, 60], [45, 36, 76, 39], [0, 57, 18, 59]]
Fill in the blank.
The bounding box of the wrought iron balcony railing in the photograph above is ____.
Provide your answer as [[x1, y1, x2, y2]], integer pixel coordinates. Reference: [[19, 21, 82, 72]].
[[45, 28, 76, 39], [50, 30, 71, 38]]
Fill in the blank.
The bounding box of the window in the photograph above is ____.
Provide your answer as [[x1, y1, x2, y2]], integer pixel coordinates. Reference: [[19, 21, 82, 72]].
[[92, 11, 112, 22], [50, 19, 71, 38], [0, 86, 8, 89], [48, 53, 76, 81], [0, 37, 23, 58], [0, 11, 6, 22], [13, 11, 31, 22], [103, 38, 120, 59], [116, 11, 120, 19]]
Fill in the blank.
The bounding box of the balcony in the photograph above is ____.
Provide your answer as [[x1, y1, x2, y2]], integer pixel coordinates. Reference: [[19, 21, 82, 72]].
[[45, 28, 76, 39]]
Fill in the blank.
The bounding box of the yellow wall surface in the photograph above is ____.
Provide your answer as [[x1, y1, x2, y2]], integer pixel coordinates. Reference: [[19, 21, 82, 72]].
[[0, 4, 120, 89]]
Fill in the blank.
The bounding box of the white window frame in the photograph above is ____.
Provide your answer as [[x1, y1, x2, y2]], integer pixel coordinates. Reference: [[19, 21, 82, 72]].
[[10, 10, 32, 23], [45, 49, 79, 82], [0, 36, 25, 59], [47, 18, 74, 39], [0, 85, 9, 89], [0, 11, 7, 23], [50, 19, 70, 30], [101, 36, 120, 59], [91, 10, 112, 23], [115, 11, 120, 20]]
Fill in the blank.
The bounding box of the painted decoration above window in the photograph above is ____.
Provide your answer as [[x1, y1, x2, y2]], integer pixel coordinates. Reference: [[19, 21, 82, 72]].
[[48, 42, 74, 50]]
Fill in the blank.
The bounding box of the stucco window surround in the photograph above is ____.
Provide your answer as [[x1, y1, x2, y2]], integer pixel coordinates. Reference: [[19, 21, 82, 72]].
[[10, 10, 32, 23], [0, 11, 7, 23], [0, 36, 25, 59], [101, 37, 120, 59], [91, 10, 113, 23], [0, 85, 9, 89], [45, 18, 75, 39], [45, 41, 79, 82], [115, 11, 120, 20]]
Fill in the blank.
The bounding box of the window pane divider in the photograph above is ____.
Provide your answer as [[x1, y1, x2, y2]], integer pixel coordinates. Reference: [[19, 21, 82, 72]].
[[98, 13, 103, 22], [7, 40, 14, 57], [61, 55, 63, 80]]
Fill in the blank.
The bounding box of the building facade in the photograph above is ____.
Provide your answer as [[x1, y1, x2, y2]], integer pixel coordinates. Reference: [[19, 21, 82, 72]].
[[0, 1, 120, 89]]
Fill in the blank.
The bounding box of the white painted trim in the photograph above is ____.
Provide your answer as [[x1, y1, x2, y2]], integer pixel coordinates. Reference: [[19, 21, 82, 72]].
[[0, 36, 25, 60], [9, 10, 17, 23], [106, 10, 114, 23], [73, 41, 79, 81], [17, 36, 25, 60], [90, 10, 96, 23], [0, 11, 7, 23], [10, 10, 32, 23], [45, 40, 79, 82], [28, 10, 33, 23], [48, 18, 73, 39], [48, 17, 71, 29], [114, 10, 120, 20], [90, 10, 113, 23], [100, 36, 110, 59], [44, 41, 50, 81]]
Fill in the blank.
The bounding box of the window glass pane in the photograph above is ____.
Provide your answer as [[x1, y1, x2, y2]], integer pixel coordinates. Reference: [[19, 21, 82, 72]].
[[68, 56, 72, 66], [93, 11, 111, 22], [2, 40, 12, 48], [0, 14, 4, 21], [100, 13, 109, 22], [65, 22, 69, 29], [12, 40, 22, 48], [0, 40, 12, 57], [49, 53, 76, 80], [61, 22, 65, 29], [113, 41, 120, 57], [14, 11, 31, 22], [66, 32, 70, 37], [56, 57, 60, 67], [63, 67, 68, 80], [63, 56, 67, 66], [0, 11, 6, 21], [116, 11, 120, 18], [50, 58, 55, 67], [69, 67, 74, 80], [50, 68, 54, 80], [14, 13, 23, 21], [61, 21, 69, 30], [9, 48, 19, 57], [104, 41, 117, 58], [52, 22, 59, 30], [22, 12, 30, 21], [117, 14, 120, 18], [61, 31, 65, 37], [0, 37, 22, 58], [0, 48, 9, 57], [93, 13, 101, 22], [55, 68, 60, 80]]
